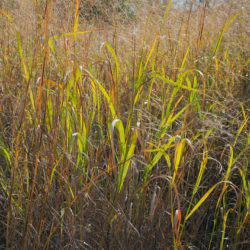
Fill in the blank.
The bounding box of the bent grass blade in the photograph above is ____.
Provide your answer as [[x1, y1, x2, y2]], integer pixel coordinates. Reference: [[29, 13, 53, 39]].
[[111, 119, 126, 156], [151, 73, 199, 92], [213, 12, 242, 57], [173, 139, 185, 183], [111, 119, 138, 193], [102, 43, 120, 85], [85, 70, 117, 119]]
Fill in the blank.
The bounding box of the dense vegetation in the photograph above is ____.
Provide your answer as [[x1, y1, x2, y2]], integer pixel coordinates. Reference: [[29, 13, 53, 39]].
[[0, 0, 249, 249]]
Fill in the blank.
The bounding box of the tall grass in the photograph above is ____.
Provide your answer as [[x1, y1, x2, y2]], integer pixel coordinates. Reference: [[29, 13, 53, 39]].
[[0, 0, 249, 249]]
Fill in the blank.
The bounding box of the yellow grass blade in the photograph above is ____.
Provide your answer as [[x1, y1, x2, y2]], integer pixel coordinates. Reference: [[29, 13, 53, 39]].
[[118, 129, 137, 192], [16, 32, 29, 79], [185, 183, 219, 221], [220, 209, 231, 250], [103, 43, 120, 84], [85, 70, 117, 119], [233, 119, 248, 147], [144, 33, 159, 71], [49, 30, 94, 41], [224, 146, 233, 184], [173, 139, 185, 182], [192, 150, 208, 195], [111, 119, 126, 155], [180, 47, 189, 72], [162, 0, 172, 24], [152, 74, 199, 92], [0, 9, 14, 23], [213, 12, 241, 57]]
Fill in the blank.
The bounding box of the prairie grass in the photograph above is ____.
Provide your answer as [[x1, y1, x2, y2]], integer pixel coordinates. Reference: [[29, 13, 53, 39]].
[[0, 0, 249, 249]]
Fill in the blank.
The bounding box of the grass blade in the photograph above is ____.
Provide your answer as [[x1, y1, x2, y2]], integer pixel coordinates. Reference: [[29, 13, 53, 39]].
[[185, 183, 219, 221], [151, 73, 199, 92], [213, 12, 241, 57]]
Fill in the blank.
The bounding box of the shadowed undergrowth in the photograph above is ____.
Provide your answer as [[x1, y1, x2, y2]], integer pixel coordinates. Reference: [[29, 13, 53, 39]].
[[0, 0, 249, 249]]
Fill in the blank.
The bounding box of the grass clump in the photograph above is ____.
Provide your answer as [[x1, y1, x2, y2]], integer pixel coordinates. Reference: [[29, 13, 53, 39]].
[[0, 0, 249, 249]]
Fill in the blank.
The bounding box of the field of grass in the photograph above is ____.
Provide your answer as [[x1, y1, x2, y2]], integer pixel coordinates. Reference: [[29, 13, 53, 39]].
[[0, 0, 249, 249]]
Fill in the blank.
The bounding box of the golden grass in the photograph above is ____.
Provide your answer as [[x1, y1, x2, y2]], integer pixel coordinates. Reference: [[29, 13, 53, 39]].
[[0, 0, 249, 249]]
